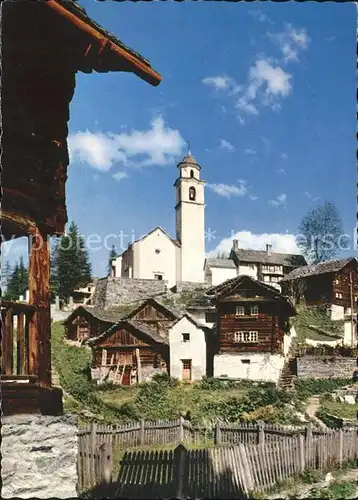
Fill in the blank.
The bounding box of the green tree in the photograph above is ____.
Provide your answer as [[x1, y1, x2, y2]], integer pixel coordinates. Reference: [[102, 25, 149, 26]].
[[4, 256, 28, 300], [298, 201, 344, 263], [52, 221, 92, 303], [107, 244, 118, 275], [1, 260, 13, 291]]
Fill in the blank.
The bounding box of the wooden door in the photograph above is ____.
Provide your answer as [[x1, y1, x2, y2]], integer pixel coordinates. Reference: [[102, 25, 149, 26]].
[[122, 367, 131, 386], [181, 359, 192, 381]]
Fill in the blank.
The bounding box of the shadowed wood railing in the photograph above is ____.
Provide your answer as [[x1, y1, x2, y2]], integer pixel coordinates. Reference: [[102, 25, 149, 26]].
[[1, 300, 36, 378]]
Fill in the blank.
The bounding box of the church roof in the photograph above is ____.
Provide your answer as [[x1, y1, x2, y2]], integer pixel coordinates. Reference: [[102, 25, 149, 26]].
[[120, 226, 181, 256], [177, 153, 201, 170]]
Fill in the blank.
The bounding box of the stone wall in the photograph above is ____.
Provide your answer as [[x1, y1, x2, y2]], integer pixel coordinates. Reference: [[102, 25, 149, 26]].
[[92, 277, 168, 307], [1, 414, 78, 499], [173, 281, 209, 294], [297, 356, 357, 379]]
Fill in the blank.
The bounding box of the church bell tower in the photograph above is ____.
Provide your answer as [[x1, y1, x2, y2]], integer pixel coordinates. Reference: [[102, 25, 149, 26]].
[[174, 151, 205, 283]]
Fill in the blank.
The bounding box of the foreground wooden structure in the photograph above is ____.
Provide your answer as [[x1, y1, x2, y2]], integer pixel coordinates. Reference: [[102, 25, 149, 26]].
[[1, 0, 161, 415], [77, 421, 358, 497]]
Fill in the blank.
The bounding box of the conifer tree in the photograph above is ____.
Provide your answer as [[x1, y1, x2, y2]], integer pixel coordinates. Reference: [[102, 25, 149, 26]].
[[107, 244, 118, 275], [52, 221, 92, 302], [4, 256, 29, 300]]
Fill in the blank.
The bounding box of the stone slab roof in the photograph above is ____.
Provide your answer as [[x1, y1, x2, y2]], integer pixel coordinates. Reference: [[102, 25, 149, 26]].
[[205, 258, 236, 269], [280, 257, 356, 282], [231, 248, 306, 267]]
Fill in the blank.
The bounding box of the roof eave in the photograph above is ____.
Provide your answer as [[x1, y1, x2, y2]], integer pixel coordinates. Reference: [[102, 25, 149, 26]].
[[47, 0, 162, 87]]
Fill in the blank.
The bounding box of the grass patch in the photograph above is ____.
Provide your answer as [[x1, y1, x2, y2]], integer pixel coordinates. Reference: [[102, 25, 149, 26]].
[[292, 304, 344, 342], [308, 480, 358, 500], [294, 378, 351, 401], [319, 400, 358, 421]]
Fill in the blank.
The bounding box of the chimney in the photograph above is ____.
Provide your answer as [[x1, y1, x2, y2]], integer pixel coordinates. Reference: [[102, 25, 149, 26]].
[[266, 243, 272, 255], [233, 239, 239, 251]]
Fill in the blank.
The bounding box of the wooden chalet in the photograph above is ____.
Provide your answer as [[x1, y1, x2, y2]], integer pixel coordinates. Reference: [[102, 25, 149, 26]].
[[64, 298, 181, 343], [207, 276, 297, 356], [86, 298, 182, 385], [63, 306, 132, 342], [1, 0, 161, 415], [88, 320, 169, 386], [280, 258, 358, 310]]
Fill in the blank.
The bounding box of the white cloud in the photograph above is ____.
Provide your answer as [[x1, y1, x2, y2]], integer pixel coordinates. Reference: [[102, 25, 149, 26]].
[[249, 195, 258, 201], [249, 9, 273, 24], [267, 24, 310, 63], [281, 152, 289, 160], [202, 76, 231, 91], [277, 168, 286, 175], [269, 193, 287, 207], [236, 59, 292, 120], [207, 180, 247, 198], [245, 148, 256, 155], [219, 139, 235, 152], [113, 172, 129, 182], [207, 230, 301, 257], [304, 191, 320, 203], [68, 117, 185, 173]]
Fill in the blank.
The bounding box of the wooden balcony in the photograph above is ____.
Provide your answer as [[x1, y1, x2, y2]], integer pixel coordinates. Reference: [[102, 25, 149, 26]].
[[1, 300, 63, 415]]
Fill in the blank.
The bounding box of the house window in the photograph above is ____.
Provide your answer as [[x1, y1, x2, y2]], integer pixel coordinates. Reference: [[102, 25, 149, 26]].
[[241, 359, 251, 364], [182, 333, 190, 343], [205, 312, 216, 323], [334, 279, 339, 285], [335, 292, 343, 299], [263, 276, 270, 282], [235, 305, 245, 316], [87, 287, 91, 292], [154, 274, 163, 281], [234, 331, 258, 343], [271, 276, 278, 283], [248, 264, 255, 270], [250, 305, 259, 315], [189, 186, 196, 201]]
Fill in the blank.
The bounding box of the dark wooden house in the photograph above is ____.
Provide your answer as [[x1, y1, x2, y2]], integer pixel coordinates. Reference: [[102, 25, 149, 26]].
[[1, 0, 161, 415], [206, 276, 297, 382], [280, 258, 358, 311], [63, 306, 131, 342], [87, 298, 181, 385], [88, 321, 169, 386]]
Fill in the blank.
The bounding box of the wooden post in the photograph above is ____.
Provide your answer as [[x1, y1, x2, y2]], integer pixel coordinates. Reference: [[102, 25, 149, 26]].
[[338, 429, 344, 467], [2, 309, 13, 375], [215, 421, 222, 446], [298, 433, 305, 472], [179, 415, 184, 442], [305, 422, 313, 468], [139, 418, 145, 446], [174, 443, 188, 500], [99, 442, 112, 484], [135, 348, 142, 384], [28, 231, 51, 387], [238, 442, 255, 493], [257, 422, 265, 445], [17, 312, 25, 375]]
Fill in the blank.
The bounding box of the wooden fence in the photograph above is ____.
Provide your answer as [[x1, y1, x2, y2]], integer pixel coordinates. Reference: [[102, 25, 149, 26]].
[[77, 429, 113, 493], [114, 429, 358, 498], [77, 419, 330, 449], [77, 420, 358, 495]]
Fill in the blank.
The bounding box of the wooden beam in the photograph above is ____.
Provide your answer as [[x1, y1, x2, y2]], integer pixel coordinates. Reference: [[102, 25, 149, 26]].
[[45, 0, 162, 86], [28, 231, 52, 387]]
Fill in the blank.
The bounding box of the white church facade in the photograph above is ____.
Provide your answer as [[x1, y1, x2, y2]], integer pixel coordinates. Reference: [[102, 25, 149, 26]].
[[111, 152, 306, 290], [111, 153, 206, 288]]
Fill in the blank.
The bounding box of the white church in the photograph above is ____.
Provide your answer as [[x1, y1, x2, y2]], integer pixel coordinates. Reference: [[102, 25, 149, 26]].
[[111, 152, 305, 289], [111, 152, 206, 288]]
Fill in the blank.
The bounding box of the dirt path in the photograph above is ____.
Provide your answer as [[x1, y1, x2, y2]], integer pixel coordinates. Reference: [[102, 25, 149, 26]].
[[305, 395, 328, 430]]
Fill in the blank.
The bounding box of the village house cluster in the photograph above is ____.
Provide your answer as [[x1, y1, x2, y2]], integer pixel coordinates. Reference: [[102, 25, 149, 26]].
[[65, 256, 358, 387]]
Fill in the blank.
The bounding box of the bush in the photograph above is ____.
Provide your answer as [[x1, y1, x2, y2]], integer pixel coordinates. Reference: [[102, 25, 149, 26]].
[[150, 372, 180, 387]]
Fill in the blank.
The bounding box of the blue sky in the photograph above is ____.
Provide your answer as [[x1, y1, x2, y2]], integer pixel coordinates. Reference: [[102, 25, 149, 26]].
[[4, 1, 356, 277]]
